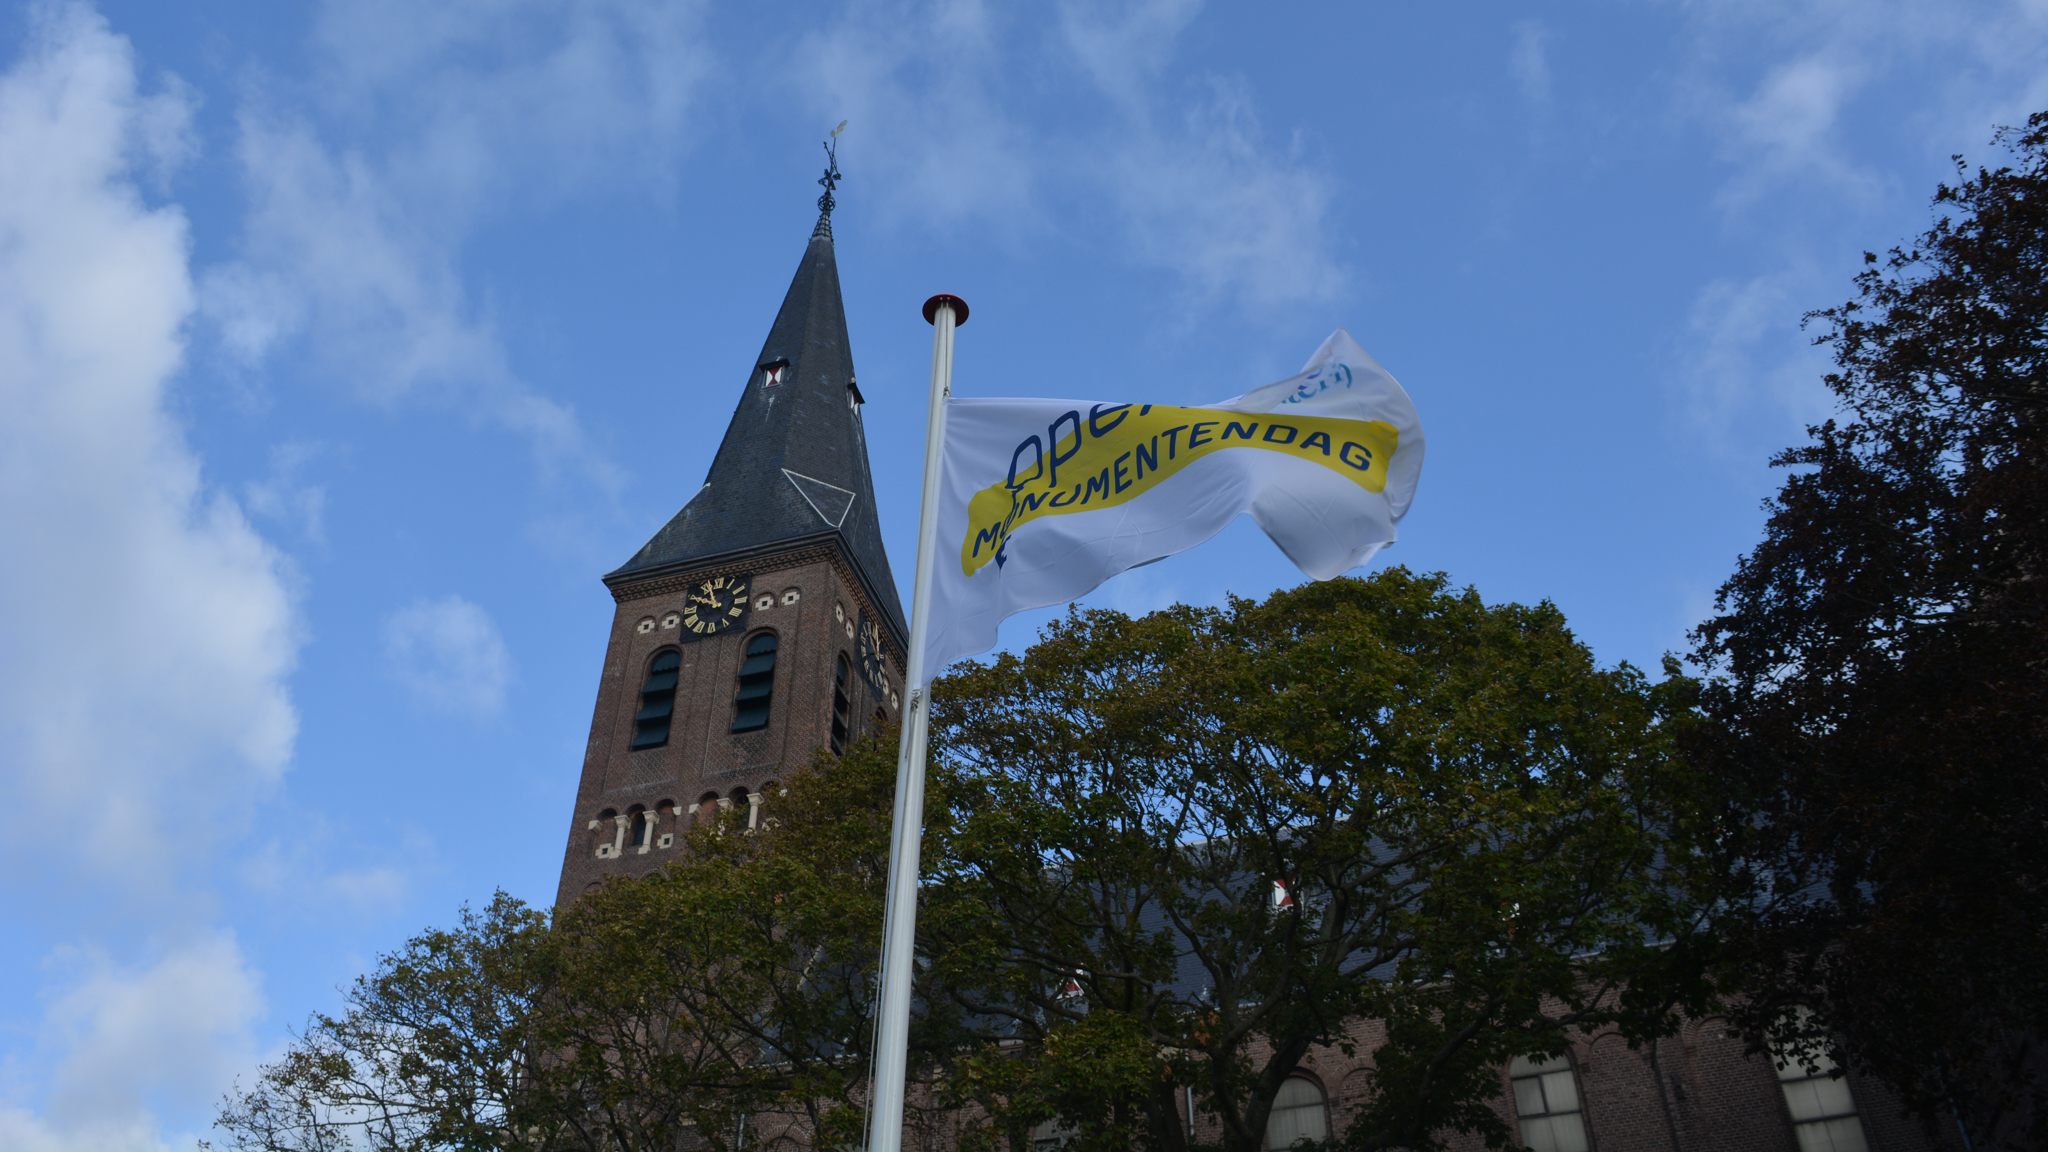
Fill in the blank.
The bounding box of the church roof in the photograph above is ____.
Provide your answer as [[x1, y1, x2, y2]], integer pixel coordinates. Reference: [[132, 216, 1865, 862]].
[[604, 222, 908, 648]]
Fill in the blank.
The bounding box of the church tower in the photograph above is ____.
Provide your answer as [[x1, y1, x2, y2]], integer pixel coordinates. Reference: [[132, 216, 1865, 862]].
[[555, 170, 906, 905]]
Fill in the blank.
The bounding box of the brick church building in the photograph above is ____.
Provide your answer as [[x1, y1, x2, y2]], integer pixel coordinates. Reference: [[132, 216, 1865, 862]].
[[552, 197, 1948, 1152]]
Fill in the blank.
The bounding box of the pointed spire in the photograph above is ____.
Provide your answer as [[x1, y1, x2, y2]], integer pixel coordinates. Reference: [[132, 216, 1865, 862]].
[[606, 179, 906, 647]]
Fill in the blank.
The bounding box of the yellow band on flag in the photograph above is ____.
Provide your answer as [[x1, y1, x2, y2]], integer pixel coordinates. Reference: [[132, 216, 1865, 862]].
[[960, 403, 1399, 577]]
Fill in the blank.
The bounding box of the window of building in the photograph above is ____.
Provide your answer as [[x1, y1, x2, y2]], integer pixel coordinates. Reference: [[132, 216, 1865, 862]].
[[732, 633, 777, 731], [591, 808, 620, 858], [694, 791, 721, 826], [1264, 1076, 1328, 1150], [830, 655, 852, 754], [628, 804, 649, 848], [1776, 1048, 1870, 1152], [1030, 1118, 1076, 1152], [1509, 1054, 1589, 1152], [632, 651, 681, 749]]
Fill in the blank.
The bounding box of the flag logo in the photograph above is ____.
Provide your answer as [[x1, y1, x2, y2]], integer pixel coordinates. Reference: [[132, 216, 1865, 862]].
[[916, 328, 1424, 686], [962, 403, 1399, 576]]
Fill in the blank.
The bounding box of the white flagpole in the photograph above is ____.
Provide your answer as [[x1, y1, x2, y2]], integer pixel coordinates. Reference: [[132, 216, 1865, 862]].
[[866, 292, 966, 1152]]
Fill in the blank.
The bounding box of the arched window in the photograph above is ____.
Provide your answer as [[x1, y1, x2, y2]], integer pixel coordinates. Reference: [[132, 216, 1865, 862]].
[[632, 651, 681, 749], [1775, 1047, 1869, 1152], [1509, 1054, 1588, 1152], [628, 805, 649, 849], [591, 808, 620, 858], [732, 633, 777, 731], [729, 786, 754, 829], [830, 654, 852, 753], [1265, 1076, 1328, 1150], [694, 791, 721, 827], [1031, 1118, 1076, 1151]]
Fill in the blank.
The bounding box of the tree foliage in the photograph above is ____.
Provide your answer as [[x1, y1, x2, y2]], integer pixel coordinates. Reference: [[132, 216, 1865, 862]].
[[1692, 113, 2048, 1149], [211, 746, 912, 1152], [210, 894, 554, 1152], [217, 572, 1727, 1152], [920, 569, 1728, 1152]]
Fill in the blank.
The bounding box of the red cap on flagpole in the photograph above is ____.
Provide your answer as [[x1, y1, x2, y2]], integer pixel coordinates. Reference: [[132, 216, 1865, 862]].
[[922, 294, 969, 326]]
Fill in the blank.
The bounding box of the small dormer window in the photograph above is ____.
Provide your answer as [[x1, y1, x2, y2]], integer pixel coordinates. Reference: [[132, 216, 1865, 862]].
[[760, 358, 789, 387]]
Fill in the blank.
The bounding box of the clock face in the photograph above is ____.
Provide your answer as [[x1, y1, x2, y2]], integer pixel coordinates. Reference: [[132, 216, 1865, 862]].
[[857, 610, 889, 697], [680, 575, 750, 638]]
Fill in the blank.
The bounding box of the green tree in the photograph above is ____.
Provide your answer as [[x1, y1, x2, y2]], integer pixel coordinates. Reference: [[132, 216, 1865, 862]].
[[218, 572, 1727, 1152], [210, 893, 556, 1152], [527, 745, 905, 1152], [210, 738, 921, 1152], [1691, 114, 2048, 1148], [920, 569, 1728, 1152]]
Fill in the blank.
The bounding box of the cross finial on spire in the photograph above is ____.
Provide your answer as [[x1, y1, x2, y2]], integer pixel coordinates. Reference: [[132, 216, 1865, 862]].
[[814, 121, 847, 240]]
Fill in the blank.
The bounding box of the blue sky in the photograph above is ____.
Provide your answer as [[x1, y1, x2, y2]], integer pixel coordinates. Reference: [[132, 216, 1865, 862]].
[[0, 1, 2042, 1147]]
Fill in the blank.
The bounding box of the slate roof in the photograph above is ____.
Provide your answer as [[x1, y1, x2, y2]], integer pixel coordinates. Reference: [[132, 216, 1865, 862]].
[[604, 222, 909, 648]]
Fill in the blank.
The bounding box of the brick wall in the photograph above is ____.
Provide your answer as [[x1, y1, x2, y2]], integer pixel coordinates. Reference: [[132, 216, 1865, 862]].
[[553, 541, 902, 908]]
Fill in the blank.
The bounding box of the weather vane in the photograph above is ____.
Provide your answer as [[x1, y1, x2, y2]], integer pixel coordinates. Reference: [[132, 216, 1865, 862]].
[[815, 120, 848, 237]]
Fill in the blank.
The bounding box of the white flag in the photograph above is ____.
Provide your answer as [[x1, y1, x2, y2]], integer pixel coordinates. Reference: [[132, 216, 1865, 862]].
[[917, 328, 1423, 685]]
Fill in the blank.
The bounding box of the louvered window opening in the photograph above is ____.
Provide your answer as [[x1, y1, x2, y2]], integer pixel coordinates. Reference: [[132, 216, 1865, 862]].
[[1510, 1054, 1589, 1152], [732, 634, 778, 732], [632, 651, 681, 749], [830, 655, 852, 753]]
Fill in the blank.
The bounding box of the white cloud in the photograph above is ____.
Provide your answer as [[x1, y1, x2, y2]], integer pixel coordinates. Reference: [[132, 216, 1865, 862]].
[[796, 0, 1342, 312], [307, 0, 713, 208], [795, 0, 1040, 238], [1716, 52, 1875, 208], [38, 936, 265, 1126], [0, 7, 294, 1142], [1098, 75, 1340, 311], [1056, 0, 1203, 109], [201, 0, 717, 493], [383, 594, 514, 716], [1509, 20, 1552, 106], [234, 814, 420, 913], [241, 440, 329, 545], [1668, 1, 2048, 446], [0, 935, 262, 1152], [1673, 269, 1837, 446], [1682, 0, 2048, 210], [204, 112, 614, 485], [0, 0, 300, 893], [0, 1110, 169, 1152], [0, 936, 266, 1152]]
